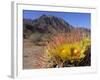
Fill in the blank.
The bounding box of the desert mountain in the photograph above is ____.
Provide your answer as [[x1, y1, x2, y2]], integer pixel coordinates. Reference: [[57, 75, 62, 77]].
[[23, 15, 73, 35], [23, 14, 90, 39]]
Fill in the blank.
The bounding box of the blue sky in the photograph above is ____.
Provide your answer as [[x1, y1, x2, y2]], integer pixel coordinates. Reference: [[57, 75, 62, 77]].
[[23, 10, 91, 29]]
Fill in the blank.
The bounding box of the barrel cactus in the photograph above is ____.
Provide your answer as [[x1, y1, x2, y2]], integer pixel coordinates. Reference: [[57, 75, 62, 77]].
[[45, 32, 91, 67]]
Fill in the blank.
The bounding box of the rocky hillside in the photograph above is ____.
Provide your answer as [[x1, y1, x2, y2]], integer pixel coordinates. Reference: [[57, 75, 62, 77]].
[[23, 15, 74, 38]]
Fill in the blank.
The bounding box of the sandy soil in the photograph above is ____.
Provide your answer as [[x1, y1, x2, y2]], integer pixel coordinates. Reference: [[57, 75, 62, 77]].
[[23, 39, 46, 69]]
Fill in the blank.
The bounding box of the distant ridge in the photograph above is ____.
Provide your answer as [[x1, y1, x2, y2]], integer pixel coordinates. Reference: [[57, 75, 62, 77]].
[[23, 14, 90, 38]]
